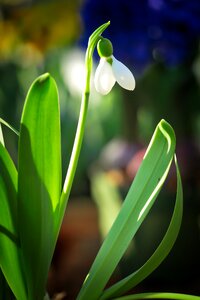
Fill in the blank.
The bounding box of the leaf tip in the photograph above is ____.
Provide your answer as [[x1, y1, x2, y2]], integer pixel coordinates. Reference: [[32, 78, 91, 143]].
[[158, 119, 176, 153], [38, 73, 50, 84], [159, 119, 175, 137]]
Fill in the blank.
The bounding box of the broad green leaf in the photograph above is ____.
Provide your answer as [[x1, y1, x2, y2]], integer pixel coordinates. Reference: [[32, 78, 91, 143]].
[[77, 119, 176, 300], [100, 156, 183, 299], [0, 143, 27, 300], [18, 73, 61, 300], [113, 292, 200, 300]]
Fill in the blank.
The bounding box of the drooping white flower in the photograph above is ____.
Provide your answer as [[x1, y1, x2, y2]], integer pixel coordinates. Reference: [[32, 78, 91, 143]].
[[94, 55, 135, 95], [94, 57, 115, 95]]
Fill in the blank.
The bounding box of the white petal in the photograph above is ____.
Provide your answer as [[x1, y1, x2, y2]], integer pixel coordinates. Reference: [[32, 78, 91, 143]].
[[112, 56, 135, 91], [94, 58, 116, 95]]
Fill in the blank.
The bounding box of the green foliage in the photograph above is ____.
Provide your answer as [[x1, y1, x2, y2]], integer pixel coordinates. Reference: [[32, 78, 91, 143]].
[[0, 22, 196, 300], [100, 156, 182, 299], [77, 120, 182, 300], [0, 143, 26, 300], [18, 73, 61, 300]]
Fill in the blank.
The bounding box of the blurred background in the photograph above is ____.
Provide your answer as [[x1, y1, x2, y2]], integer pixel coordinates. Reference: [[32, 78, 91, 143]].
[[0, 0, 200, 299]]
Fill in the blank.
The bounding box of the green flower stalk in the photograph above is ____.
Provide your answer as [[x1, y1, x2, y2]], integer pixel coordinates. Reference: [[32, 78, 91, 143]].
[[58, 21, 112, 232], [59, 22, 136, 229]]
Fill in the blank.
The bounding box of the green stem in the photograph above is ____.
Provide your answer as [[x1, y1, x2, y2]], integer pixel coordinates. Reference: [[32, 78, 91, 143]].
[[61, 89, 89, 203], [56, 21, 110, 233]]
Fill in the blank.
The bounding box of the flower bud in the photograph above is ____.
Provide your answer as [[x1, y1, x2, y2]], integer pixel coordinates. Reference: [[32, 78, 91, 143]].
[[97, 38, 113, 58]]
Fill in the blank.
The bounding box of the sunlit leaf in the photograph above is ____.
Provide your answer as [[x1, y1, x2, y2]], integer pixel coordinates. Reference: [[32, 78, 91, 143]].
[[0, 143, 27, 300], [100, 156, 183, 299], [0, 124, 4, 146], [77, 119, 176, 300], [0, 117, 19, 137], [18, 73, 61, 300]]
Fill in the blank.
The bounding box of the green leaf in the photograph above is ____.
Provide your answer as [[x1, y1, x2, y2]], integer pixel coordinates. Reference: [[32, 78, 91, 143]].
[[0, 269, 14, 300], [0, 143, 27, 300], [18, 73, 61, 300], [0, 117, 19, 137], [77, 119, 176, 300], [100, 156, 183, 299], [0, 124, 4, 146], [112, 292, 200, 300], [0, 117, 19, 147]]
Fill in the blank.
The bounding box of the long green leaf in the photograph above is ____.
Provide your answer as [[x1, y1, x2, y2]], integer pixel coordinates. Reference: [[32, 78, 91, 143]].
[[0, 124, 4, 146], [100, 156, 183, 299], [113, 292, 200, 300], [0, 143, 27, 300], [77, 119, 176, 300], [0, 117, 19, 137], [18, 73, 61, 300]]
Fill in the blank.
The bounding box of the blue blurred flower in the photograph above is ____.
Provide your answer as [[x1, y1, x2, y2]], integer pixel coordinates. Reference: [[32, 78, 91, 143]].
[[80, 0, 200, 74]]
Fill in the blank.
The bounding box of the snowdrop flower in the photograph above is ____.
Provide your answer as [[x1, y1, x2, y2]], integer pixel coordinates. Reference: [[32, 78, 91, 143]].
[[94, 38, 135, 95]]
